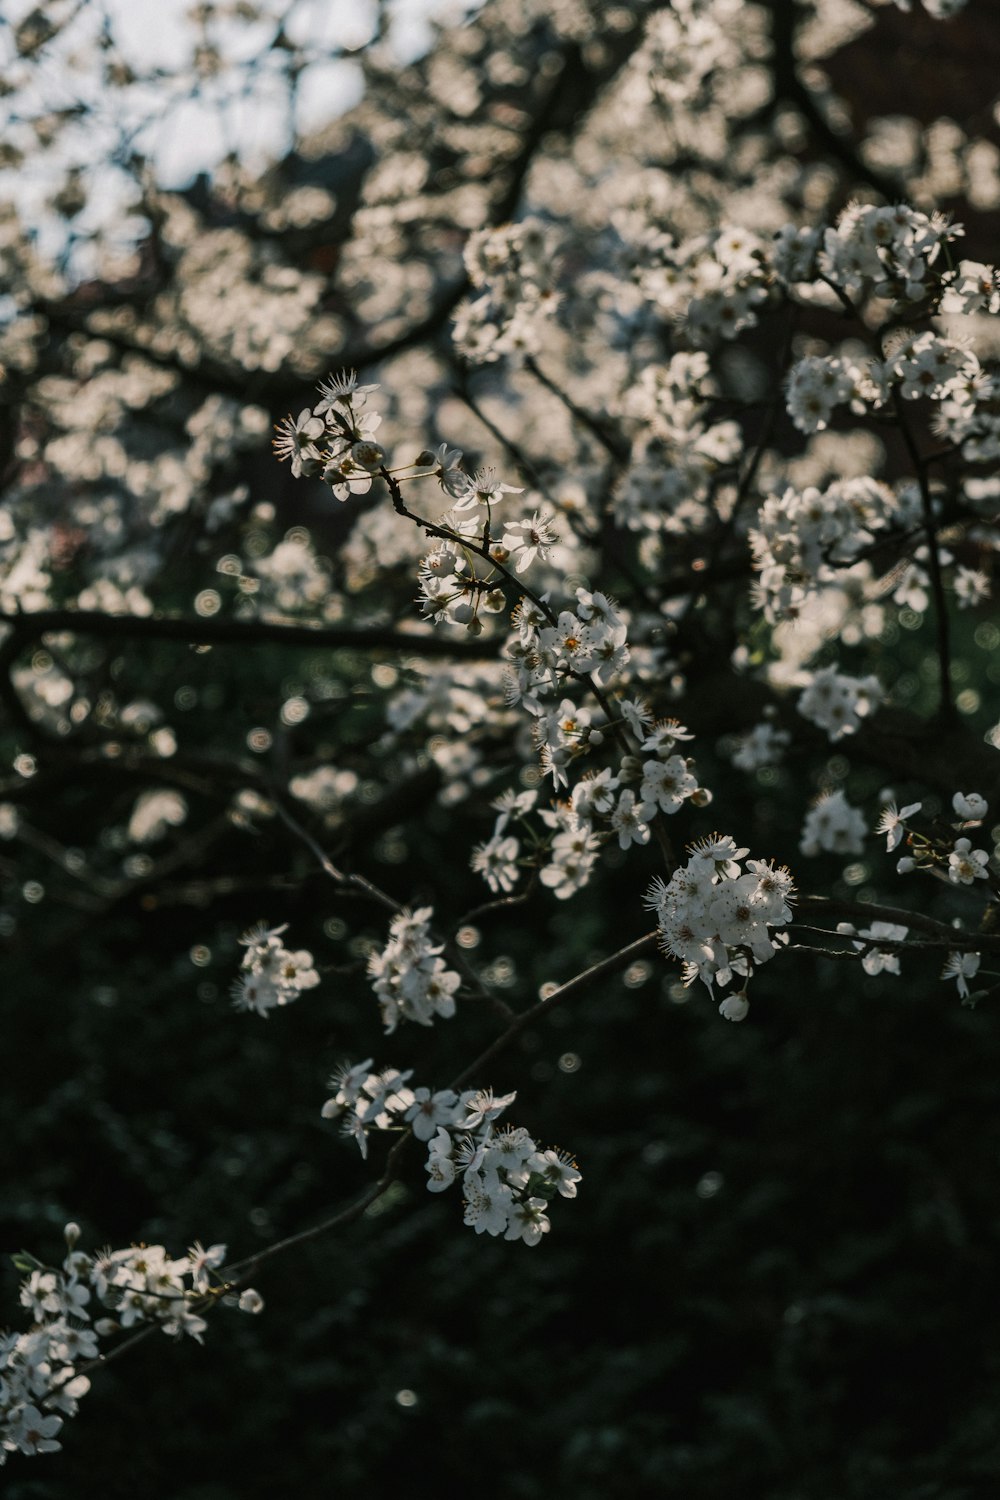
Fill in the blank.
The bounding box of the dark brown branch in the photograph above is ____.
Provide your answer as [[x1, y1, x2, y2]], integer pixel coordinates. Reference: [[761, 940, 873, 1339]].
[[797, 894, 1000, 950], [890, 389, 957, 726], [766, 0, 898, 201], [0, 609, 498, 658]]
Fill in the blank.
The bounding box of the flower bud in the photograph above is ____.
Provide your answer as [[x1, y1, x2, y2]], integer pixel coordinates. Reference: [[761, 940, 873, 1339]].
[[414, 450, 436, 468], [350, 440, 385, 471], [64, 1221, 81, 1249], [719, 992, 749, 1022], [239, 1289, 265, 1315]]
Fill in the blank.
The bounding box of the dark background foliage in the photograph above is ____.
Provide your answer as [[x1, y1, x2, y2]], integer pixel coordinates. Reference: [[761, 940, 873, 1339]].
[[6, 632, 1000, 1500]]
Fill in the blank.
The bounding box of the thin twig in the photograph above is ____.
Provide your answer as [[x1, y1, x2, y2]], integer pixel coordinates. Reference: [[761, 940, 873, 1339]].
[[890, 389, 956, 725]]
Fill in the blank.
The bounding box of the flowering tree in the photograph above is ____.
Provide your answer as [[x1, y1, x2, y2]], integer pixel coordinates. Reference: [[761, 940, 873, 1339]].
[[3, 0, 1000, 1489]]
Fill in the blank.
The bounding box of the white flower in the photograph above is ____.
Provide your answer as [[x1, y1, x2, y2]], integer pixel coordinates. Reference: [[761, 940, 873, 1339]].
[[941, 950, 980, 999], [501, 511, 557, 572], [233, 923, 318, 1015], [503, 1197, 551, 1246], [490, 787, 537, 832], [610, 789, 651, 850], [843, 920, 909, 976], [405, 1087, 460, 1142], [322, 451, 375, 503], [571, 768, 619, 818], [953, 792, 988, 821], [453, 465, 523, 512], [800, 790, 866, 857], [11, 1404, 63, 1456], [948, 837, 990, 885], [731, 721, 790, 772], [272, 408, 324, 477], [637, 754, 697, 819], [349, 439, 385, 472], [718, 992, 749, 1022], [471, 833, 521, 893], [463, 1169, 514, 1236], [954, 567, 990, 609], [460, 1087, 518, 1130], [410, 442, 468, 497], [482, 1126, 537, 1183], [527, 1148, 582, 1199], [875, 800, 922, 852], [797, 666, 882, 741], [646, 839, 791, 995], [187, 1241, 227, 1292], [425, 1151, 457, 1192], [621, 698, 653, 739], [314, 369, 379, 413], [539, 850, 597, 900]]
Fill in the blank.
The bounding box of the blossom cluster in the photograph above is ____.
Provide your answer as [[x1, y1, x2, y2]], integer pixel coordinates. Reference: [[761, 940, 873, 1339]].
[[625, 222, 770, 346], [797, 665, 883, 742], [784, 333, 984, 438], [644, 836, 794, 1011], [931, 358, 1000, 466], [472, 709, 708, 902], [414, 463, 558, 631], [507, 588, 631, 712], [750, 477, 915, 623], [800, 789, 866, 857], [770, 206, 997, 465], [367, 907, 461, 1033], [453, 219, 561, 365], [885, 791, 995, 891], [231, 922, 319, 1016], [320, 1066, 579, 1245], [615, 352, 743, 535], [272, 371, 385, 501], [2, 1225, 257, 1465], [774, 202, 962, 304], [729, 718, 791, 772]]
